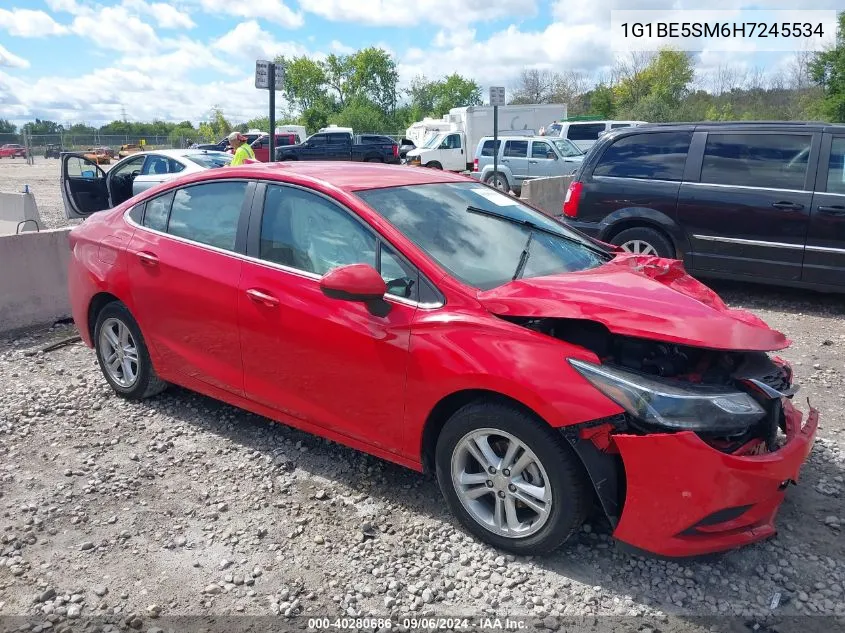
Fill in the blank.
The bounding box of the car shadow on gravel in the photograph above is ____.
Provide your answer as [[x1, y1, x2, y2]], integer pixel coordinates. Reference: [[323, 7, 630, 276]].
[[139, 383, 845, 630], [706, 279, 845, 318]]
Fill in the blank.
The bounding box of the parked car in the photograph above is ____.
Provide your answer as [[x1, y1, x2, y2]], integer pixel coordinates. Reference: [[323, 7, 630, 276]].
[[44, 144, 63, 159], [65, 161, 817, 558], [278, 131, 399, 163], [560, 121, 845, 292], [60, 149, 232, 217], [545, 120, 647, 151], [118, 143, 144, 158], [84, 147, 111, 165], [251, 133, 302, 162], [472, 136, 585, 194], [398, 138, 416, 162], [0, 143, 27, 158]]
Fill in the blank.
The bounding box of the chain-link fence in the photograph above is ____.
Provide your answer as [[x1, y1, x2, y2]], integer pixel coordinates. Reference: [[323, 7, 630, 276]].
[[0, 133, 197, 155]]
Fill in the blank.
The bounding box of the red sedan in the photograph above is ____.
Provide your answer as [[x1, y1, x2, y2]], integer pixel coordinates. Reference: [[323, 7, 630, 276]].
[[0, 143, 27, 158], [65, 162, 818, 557]]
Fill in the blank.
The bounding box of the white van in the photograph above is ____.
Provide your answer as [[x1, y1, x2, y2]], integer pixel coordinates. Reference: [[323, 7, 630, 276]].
[[545, 120, 647, 151]]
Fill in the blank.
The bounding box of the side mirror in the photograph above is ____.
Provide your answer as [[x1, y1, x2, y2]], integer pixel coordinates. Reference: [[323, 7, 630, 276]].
[[320, 264, 386, 302]]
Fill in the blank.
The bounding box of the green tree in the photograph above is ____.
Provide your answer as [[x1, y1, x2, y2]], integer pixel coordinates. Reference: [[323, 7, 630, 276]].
[[276, 55, 330, 111], [197, 107, 232, 141], [809, 11, 845, 122], [349, 47, 399, 114], [585, 84, 616, 118], [0, 119, 17, 134], [324, 53, 355, 107], [331, 96, 391, 133], [22, 119, 64, 135], [407, 73, 481, 118], [614, 49, 694, 115]]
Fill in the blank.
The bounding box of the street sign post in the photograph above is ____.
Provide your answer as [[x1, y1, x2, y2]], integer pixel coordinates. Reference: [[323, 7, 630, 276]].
[[255, 60, 285, 161], [489, 87, 505, 189]]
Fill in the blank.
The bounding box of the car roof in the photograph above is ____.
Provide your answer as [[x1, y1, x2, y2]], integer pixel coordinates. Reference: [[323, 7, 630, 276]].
[[629, 121, 845, 132], [189, 161, 470, 192]]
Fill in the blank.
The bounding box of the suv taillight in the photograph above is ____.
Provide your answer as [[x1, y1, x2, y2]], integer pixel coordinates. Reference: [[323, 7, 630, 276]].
[[473, 158, 479, 172], [563, 181, 582, 218], [393, 144, 399, 158]]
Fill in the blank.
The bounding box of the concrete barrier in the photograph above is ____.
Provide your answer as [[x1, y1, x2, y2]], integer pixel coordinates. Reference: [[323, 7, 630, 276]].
[[520, 175, 574, 217], [0, 228, 72, 333], [0, 191, 44, 236]]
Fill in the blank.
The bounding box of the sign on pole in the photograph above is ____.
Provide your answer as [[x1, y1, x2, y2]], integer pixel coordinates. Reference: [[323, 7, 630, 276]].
[[489, 87, 505, 188], [256, 60, 284, 90], [489, 86, 506, 107]]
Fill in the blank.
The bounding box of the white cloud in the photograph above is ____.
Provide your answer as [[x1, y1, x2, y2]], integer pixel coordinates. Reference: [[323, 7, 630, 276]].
[[71, 6, 160, 52], [45, 0, 83, 13], [0, 8, 69, 37], [330, 40, 355, 54], [212, 21, 309, 61], [199, 0, 303, 28], [120, 38, 237, 78], [123, 0, 196, 29], [298, 0, 537, 28], [0, 44, 30, 69]]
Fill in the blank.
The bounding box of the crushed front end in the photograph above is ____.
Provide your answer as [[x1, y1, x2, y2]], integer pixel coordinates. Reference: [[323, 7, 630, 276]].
[[512, 317, 819, 557]]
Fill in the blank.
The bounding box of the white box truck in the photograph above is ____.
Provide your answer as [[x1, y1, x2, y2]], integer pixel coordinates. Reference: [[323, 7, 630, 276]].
[[405, 117, 452, 147], [406, 104, 567, 172]]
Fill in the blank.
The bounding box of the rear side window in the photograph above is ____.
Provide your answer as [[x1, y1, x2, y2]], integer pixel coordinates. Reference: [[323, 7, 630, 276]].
[[700, 134, 812, 190], [827, 137, 845, 194], [329, 133, 351, 143], [167, 182, 246, 251], [504, 140, 528, 158], [611, 123, 633, 129], [480, 140, 501, 156], [567, 123, 605, 141], [143, 192, 173, 232], [593, 131, 692, 181]]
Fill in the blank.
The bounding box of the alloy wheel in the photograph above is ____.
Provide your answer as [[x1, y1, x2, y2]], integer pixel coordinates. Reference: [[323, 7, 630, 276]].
[[98, 317, 140, 388], [451, 428, 553, 538], [620, 239, 657, 256]]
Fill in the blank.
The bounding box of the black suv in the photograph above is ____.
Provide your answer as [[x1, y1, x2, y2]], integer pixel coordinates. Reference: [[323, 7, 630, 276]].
[[559, 122, 845, 292]]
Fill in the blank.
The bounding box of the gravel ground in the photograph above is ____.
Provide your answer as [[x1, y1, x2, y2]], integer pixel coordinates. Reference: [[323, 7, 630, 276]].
[[1, 163, 845, 633], [0, 158, 80, 231]]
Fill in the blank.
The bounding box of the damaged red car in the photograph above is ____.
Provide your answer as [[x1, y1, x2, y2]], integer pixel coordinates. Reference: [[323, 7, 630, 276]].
[[66, 162, 819, 558]]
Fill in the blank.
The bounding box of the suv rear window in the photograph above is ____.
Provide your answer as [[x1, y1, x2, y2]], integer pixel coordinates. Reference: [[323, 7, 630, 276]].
[[567, 123, 605, 141], [593, 131, 692, 181], [480, 140, 501, 156], [700, 133, 812, 190], [503, 140, 528, 158]]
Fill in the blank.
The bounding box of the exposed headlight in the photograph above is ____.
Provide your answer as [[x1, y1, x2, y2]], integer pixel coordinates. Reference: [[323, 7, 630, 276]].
[[569, 359, 766, 434]]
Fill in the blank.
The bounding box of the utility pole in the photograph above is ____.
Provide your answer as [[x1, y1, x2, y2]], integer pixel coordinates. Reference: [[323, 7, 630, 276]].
[[489, 86, 506, 189]]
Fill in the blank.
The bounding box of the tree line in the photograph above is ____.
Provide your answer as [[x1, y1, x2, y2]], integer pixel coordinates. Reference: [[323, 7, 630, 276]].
[[2, 14, 842, 143]]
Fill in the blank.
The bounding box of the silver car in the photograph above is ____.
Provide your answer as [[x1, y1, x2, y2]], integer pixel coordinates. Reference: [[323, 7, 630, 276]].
[[61, 149, 232, 220], [471, 136, 584, 194]]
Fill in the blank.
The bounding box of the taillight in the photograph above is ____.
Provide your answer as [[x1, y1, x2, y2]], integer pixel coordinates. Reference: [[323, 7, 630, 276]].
[[393, 144, 399, 158], [473, 158, 479, 172], [563, 181, 582, 218]]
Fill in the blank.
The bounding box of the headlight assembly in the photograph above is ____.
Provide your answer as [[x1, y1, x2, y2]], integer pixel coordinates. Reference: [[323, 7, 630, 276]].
[[569, 358, 766, 434]]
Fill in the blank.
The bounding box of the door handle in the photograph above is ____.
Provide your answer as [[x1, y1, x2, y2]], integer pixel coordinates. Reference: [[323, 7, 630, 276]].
[[818, 205, 845, 215], [136, 251, 158, 266], [529, 160, 538, 164], [771, 201, 804, 210], [246, 288, 279, 308]]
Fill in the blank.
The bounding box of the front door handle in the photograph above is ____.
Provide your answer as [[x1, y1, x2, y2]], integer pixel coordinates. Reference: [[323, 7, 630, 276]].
[[818, 205, 845, 215], [529, 160, 538, 164], [772, 201, 805, 210], [246, 288, 279, 308], [136, 251, 158, 267]]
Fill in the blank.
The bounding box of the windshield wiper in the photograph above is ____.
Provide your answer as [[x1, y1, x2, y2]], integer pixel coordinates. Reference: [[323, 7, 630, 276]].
[[465, 205, 610, 256], [513, 230, 534, 280]]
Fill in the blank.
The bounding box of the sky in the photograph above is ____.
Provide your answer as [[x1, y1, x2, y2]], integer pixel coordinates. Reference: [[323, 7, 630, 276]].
[[0, 0, 841, 126]]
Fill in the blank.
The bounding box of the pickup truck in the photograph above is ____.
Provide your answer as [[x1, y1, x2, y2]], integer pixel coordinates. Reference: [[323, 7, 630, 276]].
[[277, 132, 399, 163]]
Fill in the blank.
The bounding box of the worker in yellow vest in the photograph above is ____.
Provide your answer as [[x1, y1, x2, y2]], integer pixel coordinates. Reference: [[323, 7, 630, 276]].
[[227, 132, 255, 166]]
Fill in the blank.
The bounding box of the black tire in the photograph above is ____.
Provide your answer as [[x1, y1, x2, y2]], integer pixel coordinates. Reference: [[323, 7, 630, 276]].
[[610, 226, 674, 258], [366, 157, 383, 163], [484, 171, 510, 192], [425, 161, 442, 169], [435, 401, 590, 555], [93, 302, 167, 400]]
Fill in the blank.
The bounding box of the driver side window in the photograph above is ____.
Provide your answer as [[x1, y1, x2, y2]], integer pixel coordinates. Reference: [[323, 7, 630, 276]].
[[113, 155, 145, 177]]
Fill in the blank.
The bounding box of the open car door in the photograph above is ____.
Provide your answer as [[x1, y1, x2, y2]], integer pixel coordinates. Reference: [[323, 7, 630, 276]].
[[61, 153, 111, 219]]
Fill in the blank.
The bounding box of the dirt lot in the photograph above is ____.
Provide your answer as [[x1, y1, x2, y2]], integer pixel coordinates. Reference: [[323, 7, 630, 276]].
[[0, 157, 82, 230], [1, 161, 844, 633]]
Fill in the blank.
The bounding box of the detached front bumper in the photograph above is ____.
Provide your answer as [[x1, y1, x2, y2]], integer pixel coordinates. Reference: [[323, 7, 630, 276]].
[[611, 399, 818, 557]]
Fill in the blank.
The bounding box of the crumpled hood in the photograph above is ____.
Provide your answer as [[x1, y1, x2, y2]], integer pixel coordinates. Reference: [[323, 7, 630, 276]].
[[477, 254, 789, 351]]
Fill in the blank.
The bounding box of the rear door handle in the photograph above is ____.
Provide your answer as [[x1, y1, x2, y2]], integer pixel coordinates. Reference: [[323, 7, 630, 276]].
[[818, 205, 845, 215], [772, 201, 804, 210], [246, 288, 279, 308], [136, 251, 158, 266]]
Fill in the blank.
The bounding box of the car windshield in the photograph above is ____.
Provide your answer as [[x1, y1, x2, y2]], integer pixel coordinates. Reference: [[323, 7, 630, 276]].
[[552, 138, 584, 157], [421, 133, 443, 149], [185, 152, 232, 168], [356, 182, 609, 290]]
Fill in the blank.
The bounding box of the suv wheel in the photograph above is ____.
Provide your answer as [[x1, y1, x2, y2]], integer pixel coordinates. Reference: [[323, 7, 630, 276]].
[[611, 227, 674, 258], [484, 172, 510, 192], [435, 401, 589, 554]]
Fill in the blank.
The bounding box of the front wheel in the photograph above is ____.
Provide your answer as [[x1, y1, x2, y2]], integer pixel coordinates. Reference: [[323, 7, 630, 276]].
[[435, 401, 589, 554], [610, 226, 674, 258], [484, 172, 510, 192], [425, 161, 442, 169]]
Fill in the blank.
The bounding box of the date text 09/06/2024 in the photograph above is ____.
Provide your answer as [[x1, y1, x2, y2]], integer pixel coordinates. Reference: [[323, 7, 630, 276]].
[[308, 617, 528, 630], [619, 22, 825, 39]]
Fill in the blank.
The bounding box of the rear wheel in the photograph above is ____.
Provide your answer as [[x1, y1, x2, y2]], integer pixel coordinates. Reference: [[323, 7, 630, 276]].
[[435, 401, 589, 554], [94, 302, 167, 400], [366, 157, 383, 163], [425, 161, 442, 169], [611, 226, 674, 258], [484, 172, 510, 192]]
